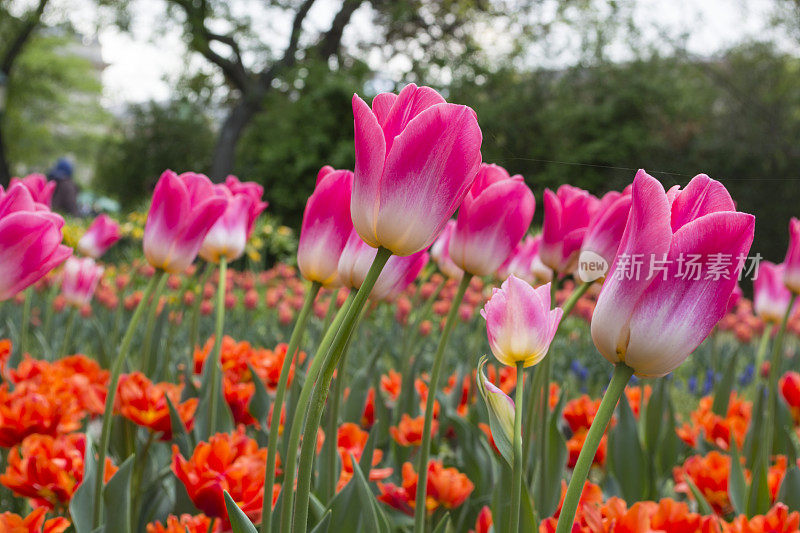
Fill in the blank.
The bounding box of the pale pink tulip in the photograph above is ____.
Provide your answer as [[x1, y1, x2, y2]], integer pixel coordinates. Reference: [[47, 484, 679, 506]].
[[755, 261, 793, 323], [480, 275, 563, 368], [448, 163, 534, 276], [783, 218, 800, 294], [9, 174, 56, 207], [351, 83, 482, 256], [337, 229, 429, 301], [591, 170, 755, 377], [540, 185, 600, 273], [61, 256, 104, 306], [497, 235, 552, 286], [0, 184, 71, 300], [430, 220, 463, 280], [297, 167, 354, 286], [143, 171, 227, 273], [77, 214, 121, 259]]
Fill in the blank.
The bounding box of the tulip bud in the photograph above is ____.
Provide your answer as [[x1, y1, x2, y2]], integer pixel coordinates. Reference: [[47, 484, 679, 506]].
[[60, 257, 104, 307], [783, 218, 800, 294], [77, 214, 121, 259], [754, 261, 792, 323], [476, 356, 515, 465]]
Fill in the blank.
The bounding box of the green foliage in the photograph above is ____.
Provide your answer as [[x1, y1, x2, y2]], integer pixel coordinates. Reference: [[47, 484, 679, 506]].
[[94, 98, 215, 208]]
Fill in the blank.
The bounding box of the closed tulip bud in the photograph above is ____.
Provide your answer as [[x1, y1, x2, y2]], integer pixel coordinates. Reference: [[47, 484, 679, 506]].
[[754, 261, 793, 323], [578, 190, 632, 282], [591, 170, 755, 378], [476, 356, 516, 465], [449, 164, 535, 276], [297, 167, 354, 286], [9, 173, 55, 207], [143, 171, 227, 273], [540, 185, 600, 273], [481, 275, 563, 368], [77, 214, 121, 259], [783, 218, 800, 294], [351, 83, 482, 256], [430, 220, 463, 280], [60, 257, 104, 307], [0, 184, 71, 301], [199, 191, 253, 263]]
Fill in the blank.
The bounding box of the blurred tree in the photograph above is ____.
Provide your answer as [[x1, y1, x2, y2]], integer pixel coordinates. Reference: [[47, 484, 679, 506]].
[[94, 98, 215, 208]]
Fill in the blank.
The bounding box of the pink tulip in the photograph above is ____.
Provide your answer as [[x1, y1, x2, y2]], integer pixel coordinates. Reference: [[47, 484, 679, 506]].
[[448, 163, 535, 276], [481, 275, 563, 368], [784, 218, 800, 294], [497, 235, 552, 285], [60, 256, 104, 306], [143, 171, 227, 273], [591, 170, 755, 377], [430, 220, 463, 280], [199, 190, 253, 263], [351, 83, 483, 256], [297, 167, 354, 286], [337, 229, 429, 301], [9, 174, 56, 207], [224, 175, 268, 237], [77, 214, 121, 259], [540, 185, 600, 273], [0, 184, 71, 301], [578, 190, 632, 281], [755, 261, 793, 323]]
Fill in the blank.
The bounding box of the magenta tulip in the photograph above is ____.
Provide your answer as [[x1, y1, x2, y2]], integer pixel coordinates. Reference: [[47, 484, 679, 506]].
[[77, 214, 121, 259], [755, 261, 793, 323], [337, 229, 429, 301], [540, 185, 600, 273], [60, 256, 104, 306], [591, 170, 755, 377], [297, 167, 354, 286], [783, 218, 800, 294], [9, 174, 56, 207], [578, 190, 632, 281], [430, 220, 463, 280], [448, 164, 535, 276], [0, 184, 71, 301], [351, 83, 482, 256], [143, 171, 227, 273], [224, 175, 268, 237], [481, 275, 563, 368], [199, 190, 253, 263]]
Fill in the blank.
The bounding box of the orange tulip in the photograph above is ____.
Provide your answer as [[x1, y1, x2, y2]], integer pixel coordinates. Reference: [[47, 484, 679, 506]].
[[377, 460, 473, 516], [115, 372, 197, 440], [146, 514, 218, 533], [0, 508, 70, 533], [390, 414, 436, 447]]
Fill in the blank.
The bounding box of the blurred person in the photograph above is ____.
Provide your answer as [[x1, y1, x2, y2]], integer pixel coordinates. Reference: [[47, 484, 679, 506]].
[[48, 157, 80, 216]]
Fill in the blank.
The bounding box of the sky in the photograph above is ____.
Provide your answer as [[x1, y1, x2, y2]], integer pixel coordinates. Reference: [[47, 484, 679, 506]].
[[54, 0, 795, 106]]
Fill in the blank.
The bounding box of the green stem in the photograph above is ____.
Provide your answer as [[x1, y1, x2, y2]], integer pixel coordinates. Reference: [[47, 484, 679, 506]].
[[58, 307, 78, 359], [754, 323, 775, 381], [189, 266, 213, 356], [555, 363, 634, 533], [560, 281, 591, 318], [290, 247, 392, 533], [208, 258, 229, 437], [509, 361, 525, 533], [763, 293, 797, 460], [93, 270, 166, 528], [276, 292, 355, 533], [260, 280, 322, 533], [141, 274, 170, 375], [320, 292, 338, 342], [412, 272, 473, 533], [19, 288, 32, 358], [42, 282, 59, 342], [535, 275, 559, 512]]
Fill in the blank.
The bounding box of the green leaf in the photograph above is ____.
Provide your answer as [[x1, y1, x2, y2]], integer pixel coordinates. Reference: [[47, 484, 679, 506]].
[[539, 389, 567, 518], [309, 510, 331, 533], [70, 433, 98, 533], [777, 464, 800, 512], [644, 379, 666, 452], [350, 455, 391, 533], [223, 490, 258, 533], [247, 363, 271, 427], [746, 460, 771, 517], [432, 513, 451, 533], [712, 351, 737, 416], [165, 394, 193, 457], [686, 477, 714, 516], [728, 440, 747, 515], [609, 392, 646, 503], [103, 455, 135, 533]]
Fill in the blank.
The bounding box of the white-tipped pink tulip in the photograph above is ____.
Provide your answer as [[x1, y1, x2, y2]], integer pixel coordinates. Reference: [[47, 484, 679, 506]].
[[297, 167, 354, 286], [784, 218, 800, 294], [448, 163, 535, 276], [430, 220, 463, 280], [591, 170, 755, 377], [143, 171, 227, 273], [755, 261, 793, 323], [352, 83, 482, 256], [540, 185, 600, 274], [60, 256, 104, 306], [77, 214, 121, 259], [480, 275, 563, 368]]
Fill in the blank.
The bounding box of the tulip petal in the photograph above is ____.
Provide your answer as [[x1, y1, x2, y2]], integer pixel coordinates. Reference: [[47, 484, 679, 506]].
[[591, 170, 672, 365], [371, 92, 398, 125], [625, 211, 755, 377], [351, 94, 386, 248], [375, 103, 482, 255], [670, 174, 735, 232], [380, 84, 446, 154]]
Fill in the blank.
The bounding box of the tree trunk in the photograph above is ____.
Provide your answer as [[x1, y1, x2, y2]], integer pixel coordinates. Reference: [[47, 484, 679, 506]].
[[210, 96, 261, 180], [0, 125, 11, 187]]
